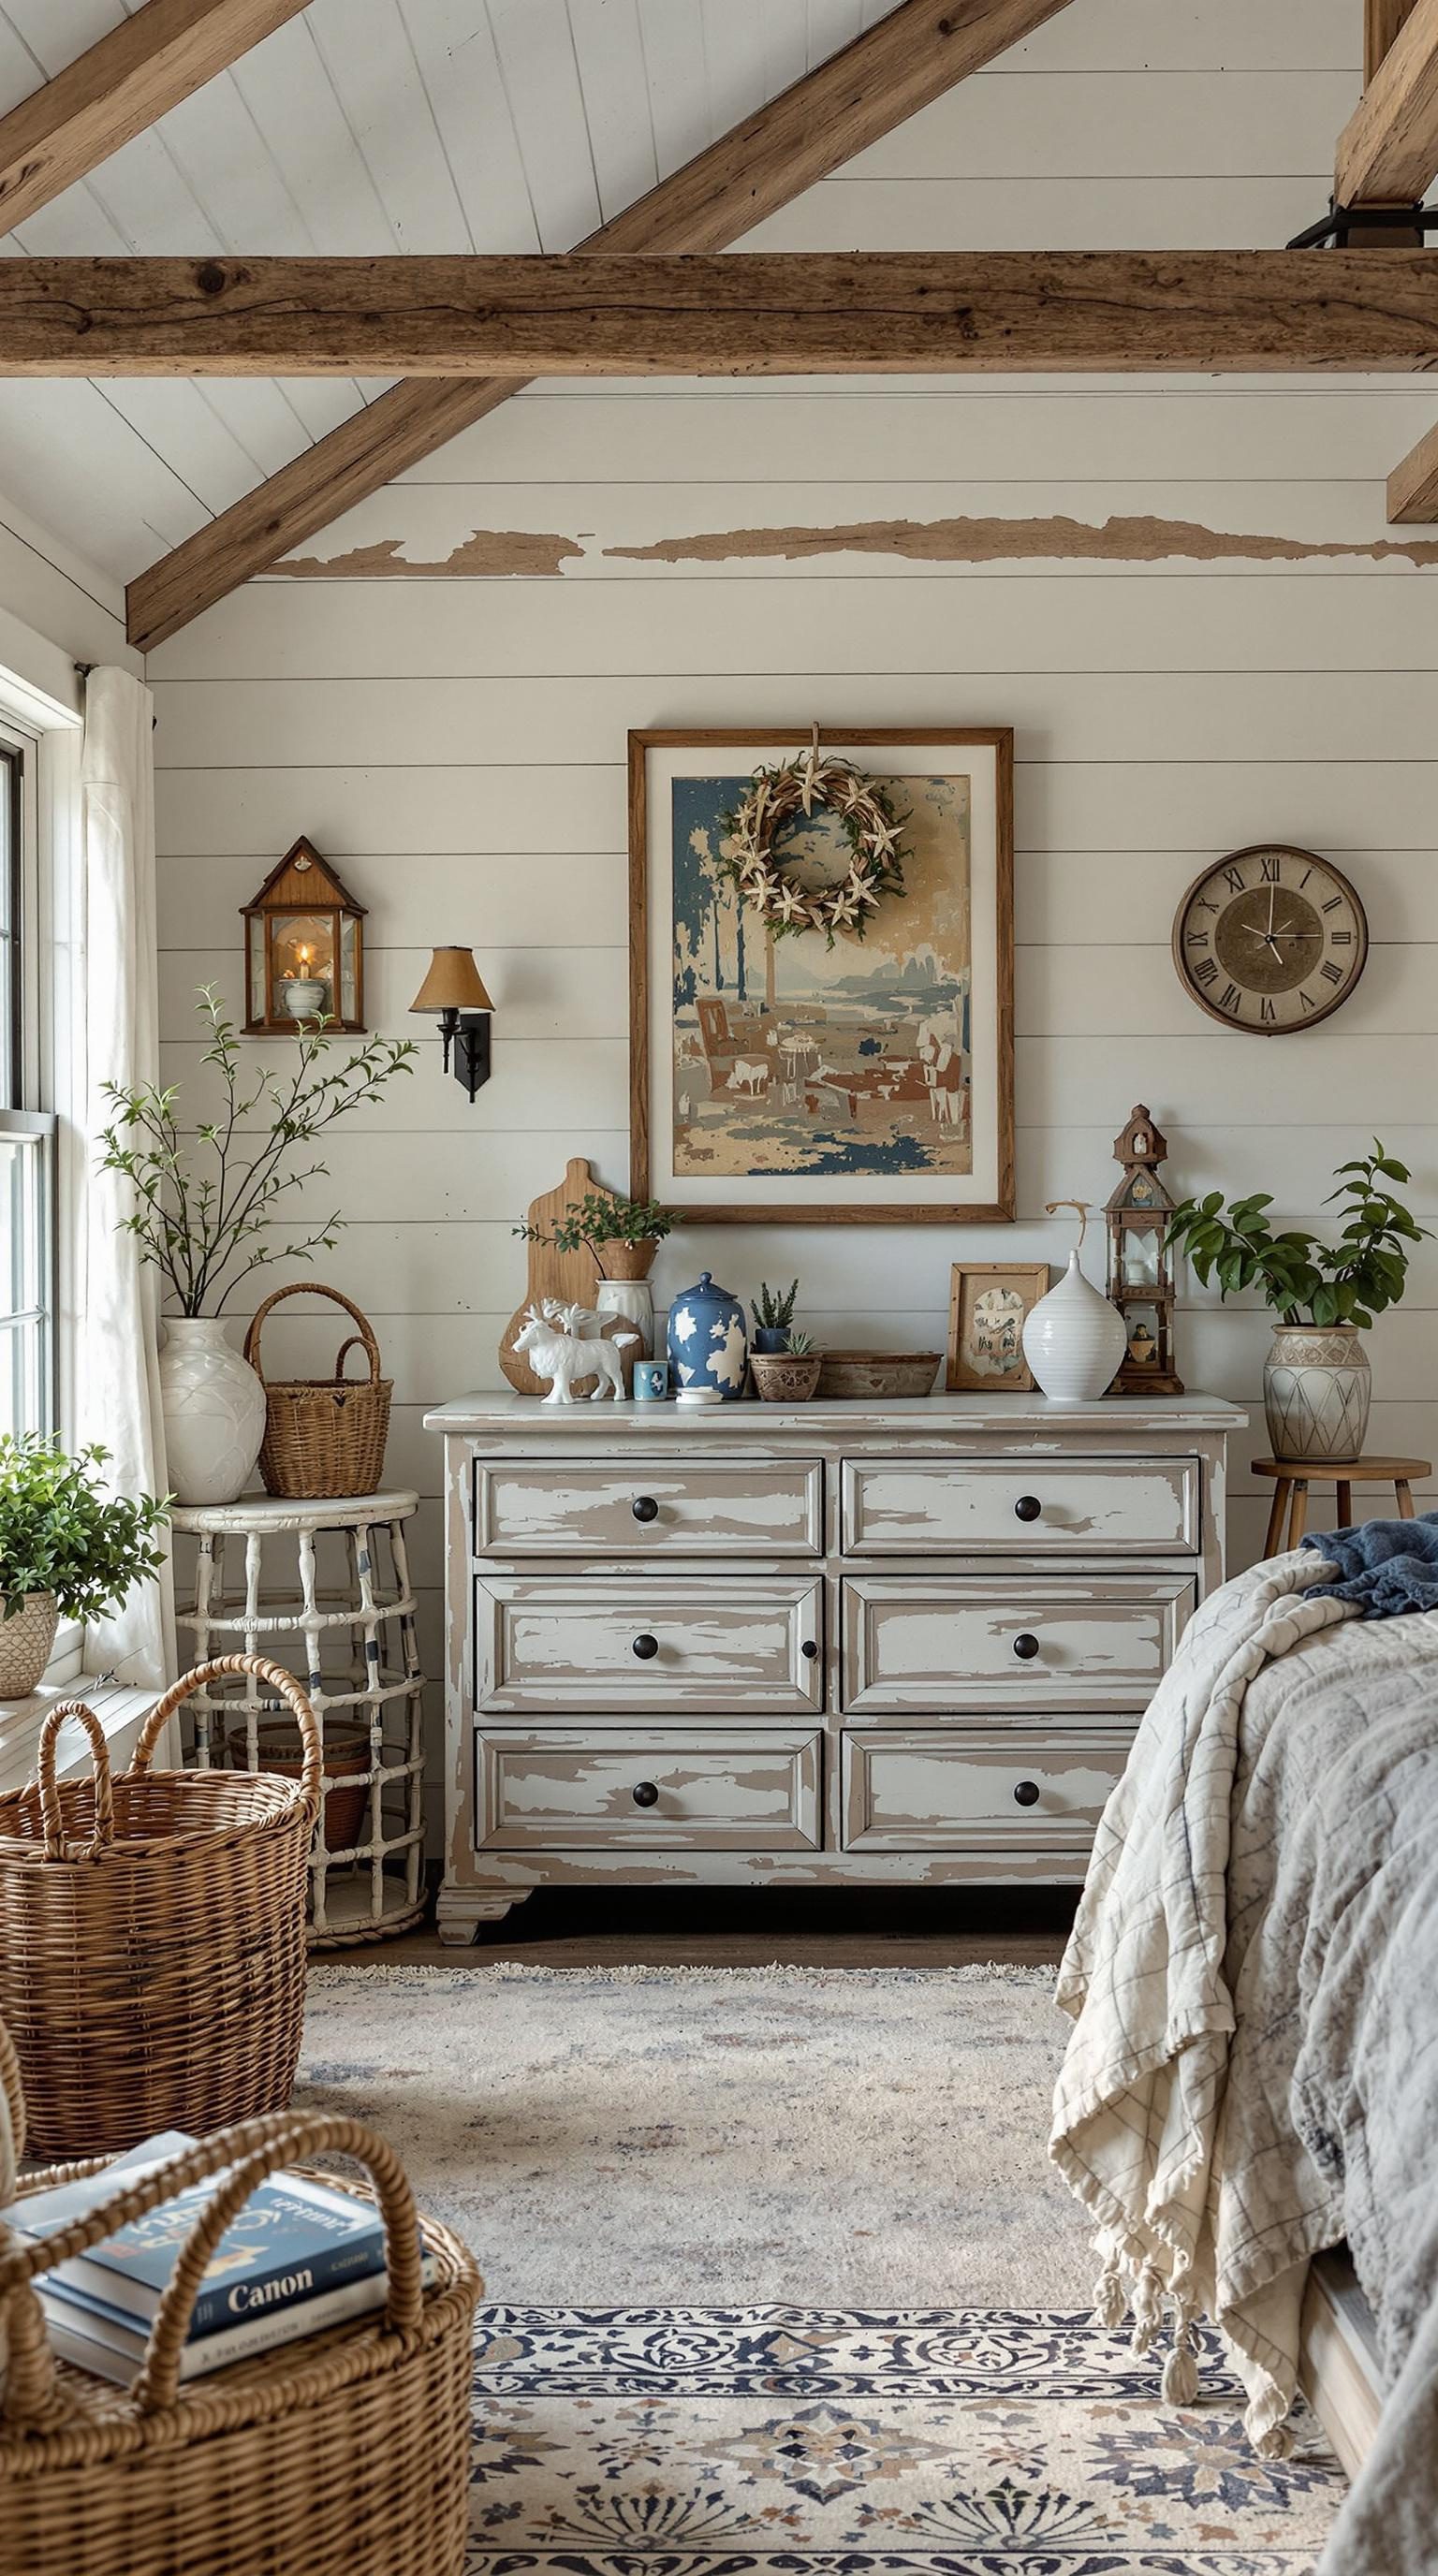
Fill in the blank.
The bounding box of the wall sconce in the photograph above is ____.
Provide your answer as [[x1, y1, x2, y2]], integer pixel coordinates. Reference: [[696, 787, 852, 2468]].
[[410, 946, 494, 1100]]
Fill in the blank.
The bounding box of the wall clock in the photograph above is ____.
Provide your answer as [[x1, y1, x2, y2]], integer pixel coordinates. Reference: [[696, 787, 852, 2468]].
[[1171, 845, 1367, 1034]]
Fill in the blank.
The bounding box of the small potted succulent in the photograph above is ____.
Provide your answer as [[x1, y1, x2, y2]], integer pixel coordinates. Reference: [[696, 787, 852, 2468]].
[[515, 1193, 679, 1360], [751, 1328, 821, 1404], [751, 1280, 800, 1354], [1167, 1140, 1431, 1461], [0, 1435, 170, 1698]]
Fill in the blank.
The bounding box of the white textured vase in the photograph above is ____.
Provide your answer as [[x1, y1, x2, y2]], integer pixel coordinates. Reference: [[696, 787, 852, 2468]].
[[158, 1317, 267, 1505], [1022, 1251, 1127, 1403], [594, 1276, 654, 1359]]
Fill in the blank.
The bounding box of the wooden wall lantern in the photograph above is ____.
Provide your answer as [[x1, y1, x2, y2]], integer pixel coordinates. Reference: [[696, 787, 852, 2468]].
[[1105, 1105, 1183, 1396], [242, 837, 367, 1035]]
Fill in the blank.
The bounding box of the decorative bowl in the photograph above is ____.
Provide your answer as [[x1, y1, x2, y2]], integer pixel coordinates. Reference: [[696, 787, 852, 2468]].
[[814, 1351, 942, 1399], [750, 1352, 822, 1403]]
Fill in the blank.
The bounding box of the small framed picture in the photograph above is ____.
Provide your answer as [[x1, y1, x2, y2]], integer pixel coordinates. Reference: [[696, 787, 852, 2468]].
[[946, 1261, 1049, 1392]]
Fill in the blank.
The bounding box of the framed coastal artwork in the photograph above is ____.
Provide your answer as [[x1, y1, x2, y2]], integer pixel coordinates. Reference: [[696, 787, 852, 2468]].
[[946, 1261, 1049, 1392], [628, 727, 1014, 1222]]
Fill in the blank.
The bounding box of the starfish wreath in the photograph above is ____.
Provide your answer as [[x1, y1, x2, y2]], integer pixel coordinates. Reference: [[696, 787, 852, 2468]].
[[718, 752, 911, 946]]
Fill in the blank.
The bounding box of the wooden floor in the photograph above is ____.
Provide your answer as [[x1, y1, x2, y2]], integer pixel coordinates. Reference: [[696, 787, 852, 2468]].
[[329, 1886, 1078, 1971]]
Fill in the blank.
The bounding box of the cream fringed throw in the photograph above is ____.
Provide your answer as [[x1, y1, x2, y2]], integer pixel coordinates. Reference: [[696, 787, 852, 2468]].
[[1049, 1552, 1354, 2452]]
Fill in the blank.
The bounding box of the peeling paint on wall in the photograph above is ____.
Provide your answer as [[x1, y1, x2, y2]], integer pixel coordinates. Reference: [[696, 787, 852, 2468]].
[[272, 530, 585, 578], [603, 512, 1438, 568]]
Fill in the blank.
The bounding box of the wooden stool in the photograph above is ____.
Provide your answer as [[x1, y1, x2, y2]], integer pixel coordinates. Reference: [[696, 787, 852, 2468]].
[[1255, 1455, 1431, 1557]]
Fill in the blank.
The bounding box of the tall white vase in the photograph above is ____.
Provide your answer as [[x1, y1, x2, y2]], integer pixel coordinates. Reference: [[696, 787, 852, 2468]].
[[1022, 1251, 1127, 1403], [594, 1276, 654, 1359], [158, 1317, 267, 1505]]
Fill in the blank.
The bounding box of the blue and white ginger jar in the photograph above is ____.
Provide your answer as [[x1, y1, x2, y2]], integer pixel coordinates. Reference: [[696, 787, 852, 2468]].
[[667, 1270, 749, 1400]]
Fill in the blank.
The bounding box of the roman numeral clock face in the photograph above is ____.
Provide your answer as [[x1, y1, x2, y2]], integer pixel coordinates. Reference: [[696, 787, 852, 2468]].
[[1172, 846, 1368, 1034]]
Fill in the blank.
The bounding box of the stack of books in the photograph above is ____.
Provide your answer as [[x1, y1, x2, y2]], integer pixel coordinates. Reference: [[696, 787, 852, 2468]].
[[3, 2130, 433, 2386]]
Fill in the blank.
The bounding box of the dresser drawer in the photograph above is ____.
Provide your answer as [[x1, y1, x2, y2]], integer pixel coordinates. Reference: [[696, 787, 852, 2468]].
[[842, 1456, 1199, 1555], [476, 1725, 821, 1849], [842, 1727, 1128, 1852], [841, 1571, 1194, 1713], [475, 1573, 824, 1713], [474, 1456, 823, 1557]]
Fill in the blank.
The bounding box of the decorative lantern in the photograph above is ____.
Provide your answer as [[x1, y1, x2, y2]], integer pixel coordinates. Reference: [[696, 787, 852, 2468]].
[[1104, 1105, 1183, 1396], [242, 837, 366, 1034]]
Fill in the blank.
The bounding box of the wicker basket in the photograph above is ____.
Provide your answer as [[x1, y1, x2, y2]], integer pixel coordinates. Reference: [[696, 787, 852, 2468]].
[[0, 2021, 482, 2576], [243, 1282, 392, 1500], [0, 1657, 321, 2160]]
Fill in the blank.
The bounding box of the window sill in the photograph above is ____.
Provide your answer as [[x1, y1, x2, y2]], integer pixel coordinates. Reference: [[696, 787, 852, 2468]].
[[0, 1675, 161, 1799]]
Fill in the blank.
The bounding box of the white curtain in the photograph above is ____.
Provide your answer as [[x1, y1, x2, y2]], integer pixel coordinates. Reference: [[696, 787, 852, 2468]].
[[78, 666, 175, 1687]]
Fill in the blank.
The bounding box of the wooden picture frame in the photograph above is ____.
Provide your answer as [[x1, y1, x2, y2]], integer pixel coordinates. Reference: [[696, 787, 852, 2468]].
[[946, 1260, 1049, 1392], [629, 727, 1015, 1224]]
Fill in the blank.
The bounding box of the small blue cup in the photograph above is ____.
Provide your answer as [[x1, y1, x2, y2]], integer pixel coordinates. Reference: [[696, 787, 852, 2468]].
[[633, 1358, 669, 1401]]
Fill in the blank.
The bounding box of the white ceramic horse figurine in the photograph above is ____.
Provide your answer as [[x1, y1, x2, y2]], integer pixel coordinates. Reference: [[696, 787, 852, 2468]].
[[511, 1299, 637, 1403]]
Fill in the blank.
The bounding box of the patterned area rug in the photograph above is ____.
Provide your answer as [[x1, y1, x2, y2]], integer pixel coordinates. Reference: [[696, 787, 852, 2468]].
[[300, 1965, 1344, 2569]]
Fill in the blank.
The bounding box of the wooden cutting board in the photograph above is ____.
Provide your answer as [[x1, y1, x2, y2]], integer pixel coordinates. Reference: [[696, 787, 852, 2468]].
[[499, 1157, 625, 1398]]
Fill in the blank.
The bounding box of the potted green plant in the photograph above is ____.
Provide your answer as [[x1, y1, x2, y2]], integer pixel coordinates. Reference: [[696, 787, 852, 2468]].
[[99, 987, 416, 1507], [751, 1280, 800, 1354], [0, 1435, 170, 1698], [1166, 1141, 1431, 1461], [515, 1192, 678, 1361]]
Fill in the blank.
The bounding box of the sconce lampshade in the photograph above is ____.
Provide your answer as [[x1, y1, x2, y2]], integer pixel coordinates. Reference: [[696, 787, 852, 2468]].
[[410, 947, 493, 1015]]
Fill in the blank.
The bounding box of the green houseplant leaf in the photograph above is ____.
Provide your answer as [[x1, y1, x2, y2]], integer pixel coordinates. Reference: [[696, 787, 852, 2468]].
[[1166, 1141, 1431, 1328], [0, 1435, 170, 1625]]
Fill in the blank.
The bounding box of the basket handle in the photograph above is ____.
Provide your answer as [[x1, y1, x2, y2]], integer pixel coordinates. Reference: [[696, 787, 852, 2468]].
[[128, 1655, 323, 1827], [242, 1281, 382, 1387], [36, 1700, 115, 1860], [0, 2113, 426, 2424], [0, 2013, 23, 2189]]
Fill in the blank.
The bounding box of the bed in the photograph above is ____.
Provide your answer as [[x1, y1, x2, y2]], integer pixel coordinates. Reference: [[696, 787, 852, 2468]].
[[1049, 1546, 1438, 2576]]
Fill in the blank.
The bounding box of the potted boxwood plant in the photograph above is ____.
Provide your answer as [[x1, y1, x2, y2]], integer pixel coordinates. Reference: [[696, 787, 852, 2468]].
[[0, 1434, 170, 1698], [1166, 1141, 1431, 1462], [514, 1192, 679, 1361]]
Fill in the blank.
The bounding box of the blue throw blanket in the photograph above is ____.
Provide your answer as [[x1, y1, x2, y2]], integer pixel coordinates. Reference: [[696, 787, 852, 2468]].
[[1300, 1511, 1438, 1616]]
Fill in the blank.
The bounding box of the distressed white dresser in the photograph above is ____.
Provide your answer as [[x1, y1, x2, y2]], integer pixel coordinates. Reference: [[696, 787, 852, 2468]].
[[424, 1393, 1243, 1939]]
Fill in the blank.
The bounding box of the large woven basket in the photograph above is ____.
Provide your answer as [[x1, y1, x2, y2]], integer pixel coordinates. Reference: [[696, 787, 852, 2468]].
[[0, 2023, 482, 2576], [244, 1282, 392, 1499], [0, 1657, 321, 2160]]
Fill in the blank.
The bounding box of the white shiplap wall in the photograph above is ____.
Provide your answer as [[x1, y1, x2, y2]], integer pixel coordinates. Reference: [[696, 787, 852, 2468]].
[[141, 4, 1438, 1717]]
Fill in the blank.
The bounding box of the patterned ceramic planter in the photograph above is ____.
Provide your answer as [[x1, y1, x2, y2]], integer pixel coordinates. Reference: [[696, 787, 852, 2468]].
[[1264, 1324, 1372, 1462], [667, 1271, 749, 1400], [158, 1316, 267, 1505], [750, 1353, 821, 1403], [0, 1592, 60, 1698]]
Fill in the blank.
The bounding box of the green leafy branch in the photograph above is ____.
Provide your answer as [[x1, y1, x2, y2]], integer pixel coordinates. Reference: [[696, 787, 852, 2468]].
[[0, 1435, 170, 1624], [1166, 1140, 1431, 1330], [514, 1193, 678, 1253], [98, 986, 417, 1316]]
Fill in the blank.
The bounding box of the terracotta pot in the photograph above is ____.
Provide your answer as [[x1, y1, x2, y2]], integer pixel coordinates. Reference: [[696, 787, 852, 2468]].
[[236, 1717, 373, 1854], [0, 1593, 60, 1699], [594, 1238, 657, 1281], [1264, 1324, 1372, 1462]]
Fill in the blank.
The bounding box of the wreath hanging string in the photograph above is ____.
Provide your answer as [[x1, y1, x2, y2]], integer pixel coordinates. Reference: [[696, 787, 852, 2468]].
[[719, 745, 910, 947]]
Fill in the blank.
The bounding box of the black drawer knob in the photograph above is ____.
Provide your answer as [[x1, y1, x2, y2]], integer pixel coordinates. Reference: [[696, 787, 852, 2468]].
[[1013, 1779, 1041, 1808], [1012, 1632, 1040, 1661], [632, 1779, 660, 1808], [632, 1632, 660, 1660], [1014, 1494, 1042, 1523], [632, 1495, 659, 1523], [801, 1639, 819, 1661]]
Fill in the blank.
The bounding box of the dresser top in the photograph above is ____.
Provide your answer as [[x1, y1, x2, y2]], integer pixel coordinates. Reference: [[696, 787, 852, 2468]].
[[425, 1391, 1247, 1437]]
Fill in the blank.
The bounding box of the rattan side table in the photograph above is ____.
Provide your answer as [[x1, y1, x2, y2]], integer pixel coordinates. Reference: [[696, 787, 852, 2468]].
[[171, 1490, 427, 1947]]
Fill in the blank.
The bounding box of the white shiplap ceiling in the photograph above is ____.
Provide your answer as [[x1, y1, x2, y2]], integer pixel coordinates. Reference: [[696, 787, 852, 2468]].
[[0, 0, 1365, 595]]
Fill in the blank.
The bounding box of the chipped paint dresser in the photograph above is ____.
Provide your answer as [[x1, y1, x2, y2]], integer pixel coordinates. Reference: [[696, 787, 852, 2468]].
[[424, 1392, 1243, 1937]]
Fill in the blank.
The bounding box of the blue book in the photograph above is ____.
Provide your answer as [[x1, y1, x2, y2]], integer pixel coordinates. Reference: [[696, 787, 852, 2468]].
[[4, 2130, 390, 2337]]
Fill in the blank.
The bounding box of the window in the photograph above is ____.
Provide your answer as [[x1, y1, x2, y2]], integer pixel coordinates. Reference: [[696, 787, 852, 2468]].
[[0, 727, 56, 1442]]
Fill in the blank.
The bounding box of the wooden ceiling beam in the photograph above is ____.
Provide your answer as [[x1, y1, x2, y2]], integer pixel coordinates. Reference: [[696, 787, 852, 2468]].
[[1338, 0, 1438, 204], [1387, 414, 1438, 516], [0, 0, 310, 235], [9, 250, 1438, 381], [1367, 0, 1424, 84], [125, 0, 1078, 652]]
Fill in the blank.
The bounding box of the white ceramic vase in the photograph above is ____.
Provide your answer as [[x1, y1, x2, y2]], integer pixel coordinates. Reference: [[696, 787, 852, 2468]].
[[159, 1316, 267, 1505], [594, 1276, 654, 1359], [1022, 1251, 1127, 1403]]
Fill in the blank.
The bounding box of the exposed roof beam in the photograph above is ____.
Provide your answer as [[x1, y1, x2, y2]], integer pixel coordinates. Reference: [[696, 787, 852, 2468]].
[[1368, 0, 1423, 83], [125, 0, 1078, 652], [9, 250, 1438, 380], [0, 0, 310, 235], [1387, 414, 1438, 515], [1338, 0, 1438, 203]]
